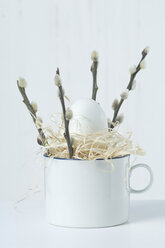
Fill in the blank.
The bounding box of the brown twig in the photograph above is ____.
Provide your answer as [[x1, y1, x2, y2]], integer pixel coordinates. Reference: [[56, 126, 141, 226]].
[[55, 69, 73, 158], [110, 47, 149, 128], [17, 80, 47, 146], [91, 51, 98, 101]]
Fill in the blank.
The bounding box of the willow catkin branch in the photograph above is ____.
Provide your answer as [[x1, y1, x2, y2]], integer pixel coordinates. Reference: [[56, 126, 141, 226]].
[[17, 80, 47, 146], [55, 69, 73, 158], [91, 61, 98, 100], [91, 51, 99, 101], [110, 47, 149, 128]]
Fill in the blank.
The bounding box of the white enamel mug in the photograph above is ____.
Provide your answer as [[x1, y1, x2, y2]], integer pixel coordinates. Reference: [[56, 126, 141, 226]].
[[44, 155, 153, 228]]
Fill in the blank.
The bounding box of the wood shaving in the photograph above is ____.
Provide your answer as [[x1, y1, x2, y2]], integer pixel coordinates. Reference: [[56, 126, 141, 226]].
[[42, 123, 144, 160]]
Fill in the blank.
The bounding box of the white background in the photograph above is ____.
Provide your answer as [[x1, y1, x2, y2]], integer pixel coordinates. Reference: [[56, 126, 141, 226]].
[[1, 200, 165, 248], [0, 0, 165, 201]]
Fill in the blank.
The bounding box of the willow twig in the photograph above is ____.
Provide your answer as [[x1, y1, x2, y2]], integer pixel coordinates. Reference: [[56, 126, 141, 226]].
[[110, 47, 149, 128], [91, 51, 98, 101], [55, 68, 73, 158], [17, 80, 47, 146]]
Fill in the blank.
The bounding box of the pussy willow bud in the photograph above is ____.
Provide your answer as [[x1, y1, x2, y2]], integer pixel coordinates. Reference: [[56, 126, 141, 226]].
[[112, 99, 119, 111], [54, 74, 62, 87], [120, 89, 129, 100], [107, 118, 111, 128], [142, 46, 149, 56], [31, 101, 38, 113], [116, 114, 124, 124], [91, 50, 98, 62], [129, 65, 136, 75], [140, 59, 146, 69], [18, 77, 27, 88], [36, 117, 43, 129], [65, 108, 73, 120]]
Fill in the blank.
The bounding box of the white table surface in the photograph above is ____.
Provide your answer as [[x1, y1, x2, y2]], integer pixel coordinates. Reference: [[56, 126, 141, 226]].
[[1, 200, 165, 248]]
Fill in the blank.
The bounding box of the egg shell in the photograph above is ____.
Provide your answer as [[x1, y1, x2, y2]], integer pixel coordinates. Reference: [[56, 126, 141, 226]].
[[69, 98, 108, 135]]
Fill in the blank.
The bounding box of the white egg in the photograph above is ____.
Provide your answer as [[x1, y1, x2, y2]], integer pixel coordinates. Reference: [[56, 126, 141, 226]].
[[69, 98, 108, 135]]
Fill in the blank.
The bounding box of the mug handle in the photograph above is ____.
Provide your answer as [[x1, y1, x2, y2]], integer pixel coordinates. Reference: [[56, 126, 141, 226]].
[[128, 164, 153, 193]]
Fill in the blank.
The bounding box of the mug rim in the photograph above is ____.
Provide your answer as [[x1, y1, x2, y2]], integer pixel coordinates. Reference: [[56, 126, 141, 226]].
[[43, 154, 130, 161]]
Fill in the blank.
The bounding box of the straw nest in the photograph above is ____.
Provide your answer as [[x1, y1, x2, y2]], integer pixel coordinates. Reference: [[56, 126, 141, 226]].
[[42, 121, 144, 160]]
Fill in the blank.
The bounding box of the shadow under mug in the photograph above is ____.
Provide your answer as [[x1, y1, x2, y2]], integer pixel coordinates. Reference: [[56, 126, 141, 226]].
[[44, 154, 153, 228]]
